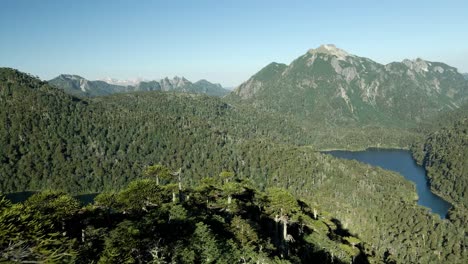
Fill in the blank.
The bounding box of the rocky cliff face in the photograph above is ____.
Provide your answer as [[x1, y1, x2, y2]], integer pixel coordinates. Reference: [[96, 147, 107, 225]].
[[50, 75, 230, 97], [159, 76, 191, 91], [49, 74, 128, 97], [229, 45, 467, 126]]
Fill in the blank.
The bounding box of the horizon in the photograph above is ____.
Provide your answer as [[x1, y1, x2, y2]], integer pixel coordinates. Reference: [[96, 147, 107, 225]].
[[1, 0, 467, 87]]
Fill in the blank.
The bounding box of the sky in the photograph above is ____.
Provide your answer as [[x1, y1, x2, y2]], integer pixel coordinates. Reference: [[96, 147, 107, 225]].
[[0, 0, 467, 87]]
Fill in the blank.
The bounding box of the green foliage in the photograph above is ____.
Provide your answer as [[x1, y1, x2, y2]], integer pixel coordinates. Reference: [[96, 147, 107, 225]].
[[99, 220, 144, 263], [192, 222, 222, 263], [0, 177, 371, 263], [411, 110, 468, 248], [219, 170, 235, 183], [116, 179, 164, 212], [265, 187, 300, 217], [0, 68, 323, 194], [1, 68, 467, 263], [143, 164, 172, 185], [412, 116, 468, 208], [0, 193, 78, 263]]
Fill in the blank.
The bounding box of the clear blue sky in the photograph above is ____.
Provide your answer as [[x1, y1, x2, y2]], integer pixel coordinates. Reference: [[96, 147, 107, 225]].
[[1, 0, 467, 87]]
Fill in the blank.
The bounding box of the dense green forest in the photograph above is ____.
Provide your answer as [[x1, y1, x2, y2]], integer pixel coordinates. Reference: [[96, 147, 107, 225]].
[[0, 68, 314, 193], [412, 108, 468, 241], [0, 67, 416, 194], [1, 68, 467, 263], [0, 169, 372, 263], [413, 116, 467, 207]]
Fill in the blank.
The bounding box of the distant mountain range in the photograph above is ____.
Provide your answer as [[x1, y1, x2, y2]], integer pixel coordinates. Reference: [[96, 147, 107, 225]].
[[99, 77, 145, 87], [227, 44, 468, 127], [463, 73, 468, 80], [49, 75, 230, 97]]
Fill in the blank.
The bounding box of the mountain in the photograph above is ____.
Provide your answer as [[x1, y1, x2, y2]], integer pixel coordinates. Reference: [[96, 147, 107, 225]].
[[100, 77, 144, 86], [463, 73, 468, 80], [49, 75, 230, 97], [228, 44, 468, 128], [159, 76, 191, 90], [48, 74, 130, 97], [183, 79, 231, 97], [1, 67, 467, 262]]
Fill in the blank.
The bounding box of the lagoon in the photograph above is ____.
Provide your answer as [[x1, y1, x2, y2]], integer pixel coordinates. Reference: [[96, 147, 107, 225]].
[[326, 148, 452, 218]]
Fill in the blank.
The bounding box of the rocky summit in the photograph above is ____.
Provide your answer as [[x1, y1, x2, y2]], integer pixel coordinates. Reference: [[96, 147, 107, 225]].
[[49, 75, 230, 97], [228, 44, 468, 127]]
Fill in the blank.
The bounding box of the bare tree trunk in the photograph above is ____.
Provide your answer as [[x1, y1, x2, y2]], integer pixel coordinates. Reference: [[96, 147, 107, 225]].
[[177, 168, 183, 202], [274, 215, 280, 245], [282, 217, 288, 241], [178, 170, 182, 191]]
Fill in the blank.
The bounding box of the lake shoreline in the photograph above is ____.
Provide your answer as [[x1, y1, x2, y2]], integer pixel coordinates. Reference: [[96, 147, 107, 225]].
[[325, 148, 453, 219], [317, 145, 410, 152]]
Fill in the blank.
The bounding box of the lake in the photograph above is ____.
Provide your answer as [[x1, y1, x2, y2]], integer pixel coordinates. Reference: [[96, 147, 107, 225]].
[[5, 192, 98, 206], [325, 148, 452, 219]]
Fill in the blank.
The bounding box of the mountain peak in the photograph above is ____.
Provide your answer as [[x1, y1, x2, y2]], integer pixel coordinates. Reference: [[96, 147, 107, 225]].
[[307, 44, 351, 59], [100, 77, 144, 86], [59, 74, 86, 81], [402, 58, 430, 73]]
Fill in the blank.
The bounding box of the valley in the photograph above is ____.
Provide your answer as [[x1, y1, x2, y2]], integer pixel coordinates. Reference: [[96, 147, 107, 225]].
[[1, 44, 467, 263]]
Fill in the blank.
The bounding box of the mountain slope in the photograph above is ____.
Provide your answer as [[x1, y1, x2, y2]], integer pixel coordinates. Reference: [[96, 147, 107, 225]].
[[186, 79, 231, 97], [49, 75, 230, 97], [412, 106, 468, 207], [1, 68, 467, 262], [0, 178, 371, 263], [228, 44, 467, 128], [1, 67, 315, 193], [48, 74, 129, 97]]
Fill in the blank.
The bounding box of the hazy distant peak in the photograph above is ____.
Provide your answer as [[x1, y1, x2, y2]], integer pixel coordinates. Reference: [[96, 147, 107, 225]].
[[159, 76, 192, 91], [401, 58, 443, 74], [195, 79, 223, 88], [402, 58, 428, 69], [100, 77, 144, 86], [173, 76, 187, 80], [402, 57, 427, 64], [59, 74, 85, 80], [195, 79, 209, 84], [307, 44, 351, 60]]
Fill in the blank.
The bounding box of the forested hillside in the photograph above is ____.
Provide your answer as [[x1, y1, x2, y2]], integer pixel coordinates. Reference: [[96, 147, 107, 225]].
[[0, 172, 372, 263], [1, 68, 467, 263], [226, 45, 467, 148], [0, 67, 415, 194], [1, 68, 315, 193], [412, 108, 468, 238]]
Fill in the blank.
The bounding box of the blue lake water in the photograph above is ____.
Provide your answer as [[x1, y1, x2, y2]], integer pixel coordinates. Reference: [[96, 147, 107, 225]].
[[5, 192, 98, 206], [326, 148, 452, 218]]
